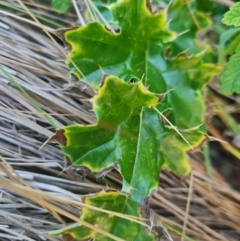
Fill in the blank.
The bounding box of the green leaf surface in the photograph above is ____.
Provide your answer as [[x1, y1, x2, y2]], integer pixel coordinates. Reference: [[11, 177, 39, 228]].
[[55, 76, 203, 202], [220, 2, 240, 94], [220, 42, 240, 94], [222, 2, 240, 27], [219, 27, 240, 47], [62, 0, 218, 129], [163, 0, 212, 56], [50, 190, 155, 241], [54, 0, 218, 199], [50, 1, 220, 240], [64, 0, 176, 89], [52, 0, 72, 12], [90, 0, 116, 22]]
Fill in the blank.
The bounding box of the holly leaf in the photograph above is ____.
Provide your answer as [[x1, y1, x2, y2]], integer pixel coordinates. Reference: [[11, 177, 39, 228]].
[[50, 190, 155, 241], [222, 2, 240, 27], [50, 1, 218, 239], [50, 76, 203, 240], [57, 0, 219, 129], [61, 0, 176, 89], [220, 42, 240, 94], [50, 76, 203, 202], [51, 0, 219, 198]]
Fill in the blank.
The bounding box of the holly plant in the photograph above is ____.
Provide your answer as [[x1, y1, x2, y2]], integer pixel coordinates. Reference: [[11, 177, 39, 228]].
[[49, 0, 221, 240]]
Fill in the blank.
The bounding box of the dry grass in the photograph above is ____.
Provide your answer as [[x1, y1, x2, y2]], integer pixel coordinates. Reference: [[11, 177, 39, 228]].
[[0, 1, 240, 241]]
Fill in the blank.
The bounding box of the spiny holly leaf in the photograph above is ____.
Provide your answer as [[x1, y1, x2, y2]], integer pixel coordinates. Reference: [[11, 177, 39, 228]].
[[50, 190, 155, 241], [50, 76, 203, 202], [58, 0, 219, 130], [220, 42, 240, 94], [52, 0, 218, 198], [50, 1, 217, 239], [222, 2, 240, 27], [62, 0, 176, 89], [51, 0, 219, 197]]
